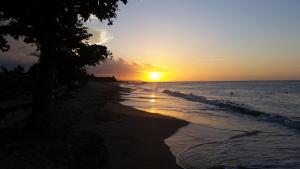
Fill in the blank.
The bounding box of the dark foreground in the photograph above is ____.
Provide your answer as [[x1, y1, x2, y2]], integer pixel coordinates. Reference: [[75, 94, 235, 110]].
[[0, 82, 188, 169]]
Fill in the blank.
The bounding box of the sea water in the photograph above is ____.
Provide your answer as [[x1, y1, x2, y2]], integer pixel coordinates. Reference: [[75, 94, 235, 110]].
[[120, 81, 300, 169]]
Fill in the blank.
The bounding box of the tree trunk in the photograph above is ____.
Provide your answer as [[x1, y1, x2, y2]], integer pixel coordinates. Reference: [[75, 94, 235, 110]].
[[29, 46, 55, 135], [27, 19, 57, 136]]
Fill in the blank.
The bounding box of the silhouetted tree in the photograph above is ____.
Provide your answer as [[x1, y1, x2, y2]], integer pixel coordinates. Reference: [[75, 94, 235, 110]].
[[56, 44, 112, 88], [0, 0, 126, 134], [0, 65, 34, 100], [13, 64, 25, 74]]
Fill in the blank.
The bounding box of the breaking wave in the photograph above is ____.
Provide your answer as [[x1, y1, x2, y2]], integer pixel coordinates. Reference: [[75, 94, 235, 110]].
[[162, 89, 300, 131]]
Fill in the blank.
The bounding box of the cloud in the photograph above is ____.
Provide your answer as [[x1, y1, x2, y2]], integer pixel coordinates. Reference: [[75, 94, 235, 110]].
[[87, 58, 168, 80], [0, 36, 168, 81], [0, 36, 38, 69], [0, 28, 114, 69], [88, 28, 113, 45]]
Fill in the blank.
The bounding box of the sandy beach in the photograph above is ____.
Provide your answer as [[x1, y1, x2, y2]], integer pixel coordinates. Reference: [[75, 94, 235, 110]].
[[79, 82, 188, 169], [0, 82, 188, 169], [101, 102, 187, 169]]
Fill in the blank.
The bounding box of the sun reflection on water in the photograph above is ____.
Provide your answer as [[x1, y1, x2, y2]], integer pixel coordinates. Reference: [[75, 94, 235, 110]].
[[150, 99, 156, 103], [149, 93, 156, 103]]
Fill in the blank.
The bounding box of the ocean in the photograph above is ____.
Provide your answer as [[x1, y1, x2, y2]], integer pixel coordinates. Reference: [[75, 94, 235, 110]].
[[120, 81, 300, 169]]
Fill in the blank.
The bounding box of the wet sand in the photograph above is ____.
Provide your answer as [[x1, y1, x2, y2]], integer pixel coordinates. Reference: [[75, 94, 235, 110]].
[[85, 82, 189, 169], [59, 82, 189, 168], [101, 102, 188, 169]]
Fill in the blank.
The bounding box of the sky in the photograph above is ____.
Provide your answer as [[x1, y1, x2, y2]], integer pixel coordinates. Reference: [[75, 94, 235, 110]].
[[86, 0, 300, 81], [1, 0, 300, 81]]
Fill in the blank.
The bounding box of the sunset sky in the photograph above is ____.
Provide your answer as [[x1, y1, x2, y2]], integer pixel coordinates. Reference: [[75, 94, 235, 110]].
[[86, 0, 300, 81], [1, 0, 300, 81]]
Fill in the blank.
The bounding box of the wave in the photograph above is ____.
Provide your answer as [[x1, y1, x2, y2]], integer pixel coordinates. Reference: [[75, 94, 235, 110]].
[[162, 90, 300, 131], [177, 129, 262, 169]]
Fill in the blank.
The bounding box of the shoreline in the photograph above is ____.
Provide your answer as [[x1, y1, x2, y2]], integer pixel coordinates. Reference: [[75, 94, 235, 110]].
[[100, 82, 189, 168], [101, 102, 188, 169], [0, 81, 188, 169]]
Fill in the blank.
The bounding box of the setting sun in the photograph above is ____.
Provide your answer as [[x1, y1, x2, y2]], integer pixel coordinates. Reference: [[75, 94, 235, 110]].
[[148, 72, 162, 81]]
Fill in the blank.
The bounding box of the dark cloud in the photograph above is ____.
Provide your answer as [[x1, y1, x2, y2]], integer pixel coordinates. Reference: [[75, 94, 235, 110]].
[[0, 28, 113, 69], [0, 36, 38, 69], [0, 36, 167, 81], [87, 58, 168, 80]]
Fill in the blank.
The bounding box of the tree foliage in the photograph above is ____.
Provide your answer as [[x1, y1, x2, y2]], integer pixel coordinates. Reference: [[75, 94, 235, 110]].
[[0, 0, 127, 49], [1, 0, 126, 85], [0, 0, 127, 131]]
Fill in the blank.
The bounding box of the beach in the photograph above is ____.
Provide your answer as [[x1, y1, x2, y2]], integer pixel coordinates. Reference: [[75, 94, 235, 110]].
[[85, 82, 188, 169], [0, 82, 188, 169], [100, 102, 187, 169], [3, 81, 299, 169], [2, 1, 299, 168]]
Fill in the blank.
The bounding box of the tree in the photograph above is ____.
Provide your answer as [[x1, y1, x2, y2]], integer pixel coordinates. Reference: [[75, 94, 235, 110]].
[[0, 0, 127, 133], [56, 44, 112, 88]]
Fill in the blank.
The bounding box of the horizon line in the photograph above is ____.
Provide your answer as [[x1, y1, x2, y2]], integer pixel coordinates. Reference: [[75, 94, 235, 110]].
[[118, 79, 300, 83]]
